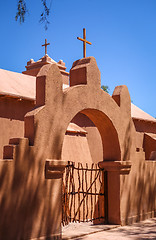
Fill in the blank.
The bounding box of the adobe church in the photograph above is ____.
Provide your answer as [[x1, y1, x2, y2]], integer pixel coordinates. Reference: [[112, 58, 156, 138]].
[[0, 36, 156, 239]]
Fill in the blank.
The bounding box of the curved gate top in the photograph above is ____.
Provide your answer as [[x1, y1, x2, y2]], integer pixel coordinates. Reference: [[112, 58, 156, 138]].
[[25, 57, 135, 163]]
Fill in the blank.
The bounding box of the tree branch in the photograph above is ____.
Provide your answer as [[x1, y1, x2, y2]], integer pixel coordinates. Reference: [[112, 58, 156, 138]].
[[39, 0, 51, 30], [15, 0, 52, 30], [15, 0, 27, 23]]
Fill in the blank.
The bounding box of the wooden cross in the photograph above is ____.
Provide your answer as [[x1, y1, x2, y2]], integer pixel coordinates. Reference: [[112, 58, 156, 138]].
[[42, 39, 50, 55], [77, 28, 92, 58]]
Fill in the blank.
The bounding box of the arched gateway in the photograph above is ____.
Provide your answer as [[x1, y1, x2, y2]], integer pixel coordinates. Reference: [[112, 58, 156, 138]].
[[24, 57, 134, 238]]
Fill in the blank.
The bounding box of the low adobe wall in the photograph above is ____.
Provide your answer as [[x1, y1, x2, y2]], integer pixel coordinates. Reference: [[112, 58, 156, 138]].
[[120, 153, 156, 225]]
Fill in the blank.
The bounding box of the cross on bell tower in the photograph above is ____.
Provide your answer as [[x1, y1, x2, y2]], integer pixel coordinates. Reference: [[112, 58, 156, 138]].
[[42, 39, 50, 55], [77, 28, 92, 58]]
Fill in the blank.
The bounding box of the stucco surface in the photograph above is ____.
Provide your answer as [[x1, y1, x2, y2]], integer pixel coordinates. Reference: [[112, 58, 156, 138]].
[[133, 119, 156, 134], [0, 98, 35, 159], [25, 57, 135, 162], [120, 153, 156, 224], [71, 113, 103, 163], [62, 133, 92, 163]]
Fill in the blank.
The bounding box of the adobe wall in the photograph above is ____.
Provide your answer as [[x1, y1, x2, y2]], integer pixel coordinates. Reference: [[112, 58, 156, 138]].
[[0, 97, 34, 158], [120, 153, 156, 224], [71, 113, 103, 163], [133, 119, 156, 134], [133, 120, 156, 159], [62, 132, 93, 163], [0, 139, 62, 239], [119, 114, 156, 224], [143, 134, 156, 160]]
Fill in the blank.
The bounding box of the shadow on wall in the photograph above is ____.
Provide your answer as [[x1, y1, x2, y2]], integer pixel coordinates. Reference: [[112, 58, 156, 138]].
[[122, 121, 132, 162], [122, 160, 156, 225], [121, 122, 156, 224], [0, 121, 62, 240]]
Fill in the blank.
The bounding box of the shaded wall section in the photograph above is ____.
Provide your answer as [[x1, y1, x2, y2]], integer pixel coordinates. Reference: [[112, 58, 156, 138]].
[[0, 98, 34, 158], [62, 133, 92, 163], [120, 153, 156, 224], [0, 138, 62, 240], [133, 119, 156, 134], [143, 133, 156, 159]]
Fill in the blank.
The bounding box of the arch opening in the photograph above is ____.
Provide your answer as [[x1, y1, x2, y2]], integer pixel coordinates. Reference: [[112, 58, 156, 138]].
[[62, 108, 121, 163], [61, 108, 121, 225]]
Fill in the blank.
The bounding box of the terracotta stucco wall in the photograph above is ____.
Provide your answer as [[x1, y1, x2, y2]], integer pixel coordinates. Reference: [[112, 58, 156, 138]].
[[0, 139, 62, 239], [120, 152, 156, 224], [0, 98, 34, 158], [62, 133, 92, 163], [133, 120, 156, 159], [133, 119, 156, 134], [71, 113, 103, 163]]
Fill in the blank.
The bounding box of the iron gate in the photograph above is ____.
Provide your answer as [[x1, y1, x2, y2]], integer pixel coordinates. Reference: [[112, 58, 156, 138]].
[[62, 161, 108, 225]]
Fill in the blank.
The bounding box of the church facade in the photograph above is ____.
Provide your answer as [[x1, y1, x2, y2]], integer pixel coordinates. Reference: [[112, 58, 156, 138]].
[[0, 52, 156, 239]]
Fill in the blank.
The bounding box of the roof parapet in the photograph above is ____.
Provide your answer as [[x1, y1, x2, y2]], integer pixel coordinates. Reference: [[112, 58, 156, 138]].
[[23, 54, 69, 85]]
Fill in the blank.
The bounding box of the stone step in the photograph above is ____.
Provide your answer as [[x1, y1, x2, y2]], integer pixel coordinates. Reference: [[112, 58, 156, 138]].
[[3, 145, 16, 159], [9, 138, 21, 145], [3, 137, 29, 160]]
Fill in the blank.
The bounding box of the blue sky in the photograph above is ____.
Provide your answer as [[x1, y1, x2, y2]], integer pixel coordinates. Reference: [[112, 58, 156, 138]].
[[0, 0, 155, 117]]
